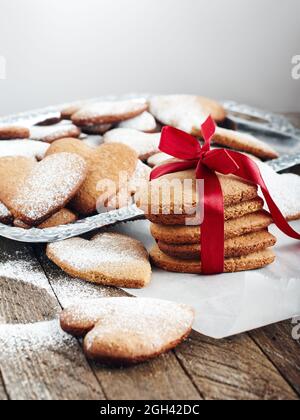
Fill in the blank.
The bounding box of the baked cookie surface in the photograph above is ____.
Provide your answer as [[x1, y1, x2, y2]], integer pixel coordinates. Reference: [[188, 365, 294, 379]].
[[47, 232, 152, 288], [60, 297, 194, 364]]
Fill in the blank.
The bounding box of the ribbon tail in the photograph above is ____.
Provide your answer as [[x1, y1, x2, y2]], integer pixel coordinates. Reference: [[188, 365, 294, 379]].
[[197, 162, 225, 274], [228, 151, 300, 240]]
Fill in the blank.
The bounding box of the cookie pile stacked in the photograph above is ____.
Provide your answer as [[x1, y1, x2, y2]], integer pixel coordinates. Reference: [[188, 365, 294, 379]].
[[137, 168, 278, 273]]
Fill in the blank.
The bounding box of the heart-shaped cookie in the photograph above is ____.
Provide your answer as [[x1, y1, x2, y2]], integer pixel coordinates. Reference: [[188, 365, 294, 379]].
[[103, 128, 161, 160], [30, 122, 81, 143], [118, 111, 157, 133], [0, 125, 30, 140], [0, 140, 49, 160], [0, 157, 36, 208], [47, 232, 152, 288], [60, 297, 194, 364], [9, 153, 87, 225], [72, 99, 148, 126], [149, 95, 227, 135], [46, 138, 138, 215]]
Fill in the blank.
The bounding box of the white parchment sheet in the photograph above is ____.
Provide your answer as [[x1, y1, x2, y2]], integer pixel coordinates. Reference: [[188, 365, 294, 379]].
[[119, 219, 300, 339]]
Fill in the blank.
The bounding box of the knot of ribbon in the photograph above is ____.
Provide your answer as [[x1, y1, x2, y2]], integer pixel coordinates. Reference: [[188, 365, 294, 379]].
[[150, 116, 300, 274]]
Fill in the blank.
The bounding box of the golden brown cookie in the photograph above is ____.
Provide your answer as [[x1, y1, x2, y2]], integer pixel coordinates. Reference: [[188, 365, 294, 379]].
[[136, 167, 260, 221], [0, 201, 13, 225], [47, 232, 152, 288], [46, 138, 138, 215], [149, 95, 227, 135], [103, 128, 161, 160], [118, 111, 157, 133], [14, 208, 77, 229], [150, 245, 276, 274], [157, 230, 277, 260], [0, 157, 36, 208], [30, 122, 81, 143], [72, 99, 148, 126], [60, 297, 194, 365], [146, 198, 264, 225], [210, 127, 278, 160], [8, 153, 87, 225], [150, 211, 273, 243], [0, 125, 30, 140]]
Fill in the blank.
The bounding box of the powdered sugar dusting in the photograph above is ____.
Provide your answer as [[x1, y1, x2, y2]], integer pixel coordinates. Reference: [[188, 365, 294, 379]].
[[63, 297, 194, 352], [118, 111, 156, 132], [0, 320, 73, 356], [30, 122, 80, 143], [0, 201, 11, 222], [257, 161, 300, 220], [11, 153, 87, 223], [103, 128, 160, 159], [0, 140, 49, 159]]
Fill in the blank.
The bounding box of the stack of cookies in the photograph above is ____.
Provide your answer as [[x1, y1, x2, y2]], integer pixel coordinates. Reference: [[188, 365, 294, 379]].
[[137, 168, 277, 273]]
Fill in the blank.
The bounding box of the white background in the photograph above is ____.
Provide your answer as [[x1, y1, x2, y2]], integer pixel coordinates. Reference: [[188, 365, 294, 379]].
[[0, 0, 300, 116]]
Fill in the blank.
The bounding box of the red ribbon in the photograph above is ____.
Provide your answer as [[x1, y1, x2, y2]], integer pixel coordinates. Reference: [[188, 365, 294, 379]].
[[150, 116, 300, 274]]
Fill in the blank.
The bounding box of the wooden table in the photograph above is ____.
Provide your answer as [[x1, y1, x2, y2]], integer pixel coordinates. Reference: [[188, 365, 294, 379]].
[[0, 114, 299, 401]]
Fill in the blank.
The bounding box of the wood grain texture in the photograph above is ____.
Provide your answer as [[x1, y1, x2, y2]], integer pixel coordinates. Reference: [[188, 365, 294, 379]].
[[250, 321, 300, 397], [35, 245, 202, 400], [0, 238, 105, 400], [174, 331, 298, 400]]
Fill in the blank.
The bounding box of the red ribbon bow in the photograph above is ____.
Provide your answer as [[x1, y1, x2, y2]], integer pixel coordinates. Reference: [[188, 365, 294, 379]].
[[150, 116, 300, 274]]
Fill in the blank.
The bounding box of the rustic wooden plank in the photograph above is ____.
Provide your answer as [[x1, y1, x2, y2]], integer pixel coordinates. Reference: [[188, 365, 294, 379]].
[[0, 370, 8, 400], [174, 330, 298, 400], [249, 321, 300, 397], [0, 238, 105, 400], [35, 245, 202, 400]]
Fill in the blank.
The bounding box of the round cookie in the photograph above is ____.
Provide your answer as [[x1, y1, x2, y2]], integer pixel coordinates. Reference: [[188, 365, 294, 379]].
[[81, 124, 113, 135], [103, 128, 161, 160], [61, 103, 88, 120], [146, 198, 264, 225], [0, 125, 30, 140], [136, 167, 261, 222], [150, 245, 276, 274], [30, 122, 81, 143], [118, 111, 157, 133], [47, 232, 152, 289], [157, 230, 277, 260], [211, 127, 279, 160], [147, 152, 173, 168], [9, 153, 87, 225], [0, 140, 49, 160], [149, 95, 227, 135], [150, 211, 273, 243], [46, 138, 138, 215], [60, 297, 194, 365], [72, 99, 148, 126]]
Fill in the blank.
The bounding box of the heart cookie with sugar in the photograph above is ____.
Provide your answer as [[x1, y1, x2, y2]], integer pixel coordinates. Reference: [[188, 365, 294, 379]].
[[103, 128, 161, 160], [72, 99, 148, 126], [149, 95, 227, 135], [60, 297, 194, 364], [46, 138, 138, 215], [0, 140, 49, 160], [47, 232, 152, 288], [0, 156, 36, 208], [9, 153, 87, 225], [0, 125, 30, 140], [118, 111, 157, 133], [30, 122, 81, 143], [211, 127, 278, 160]]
